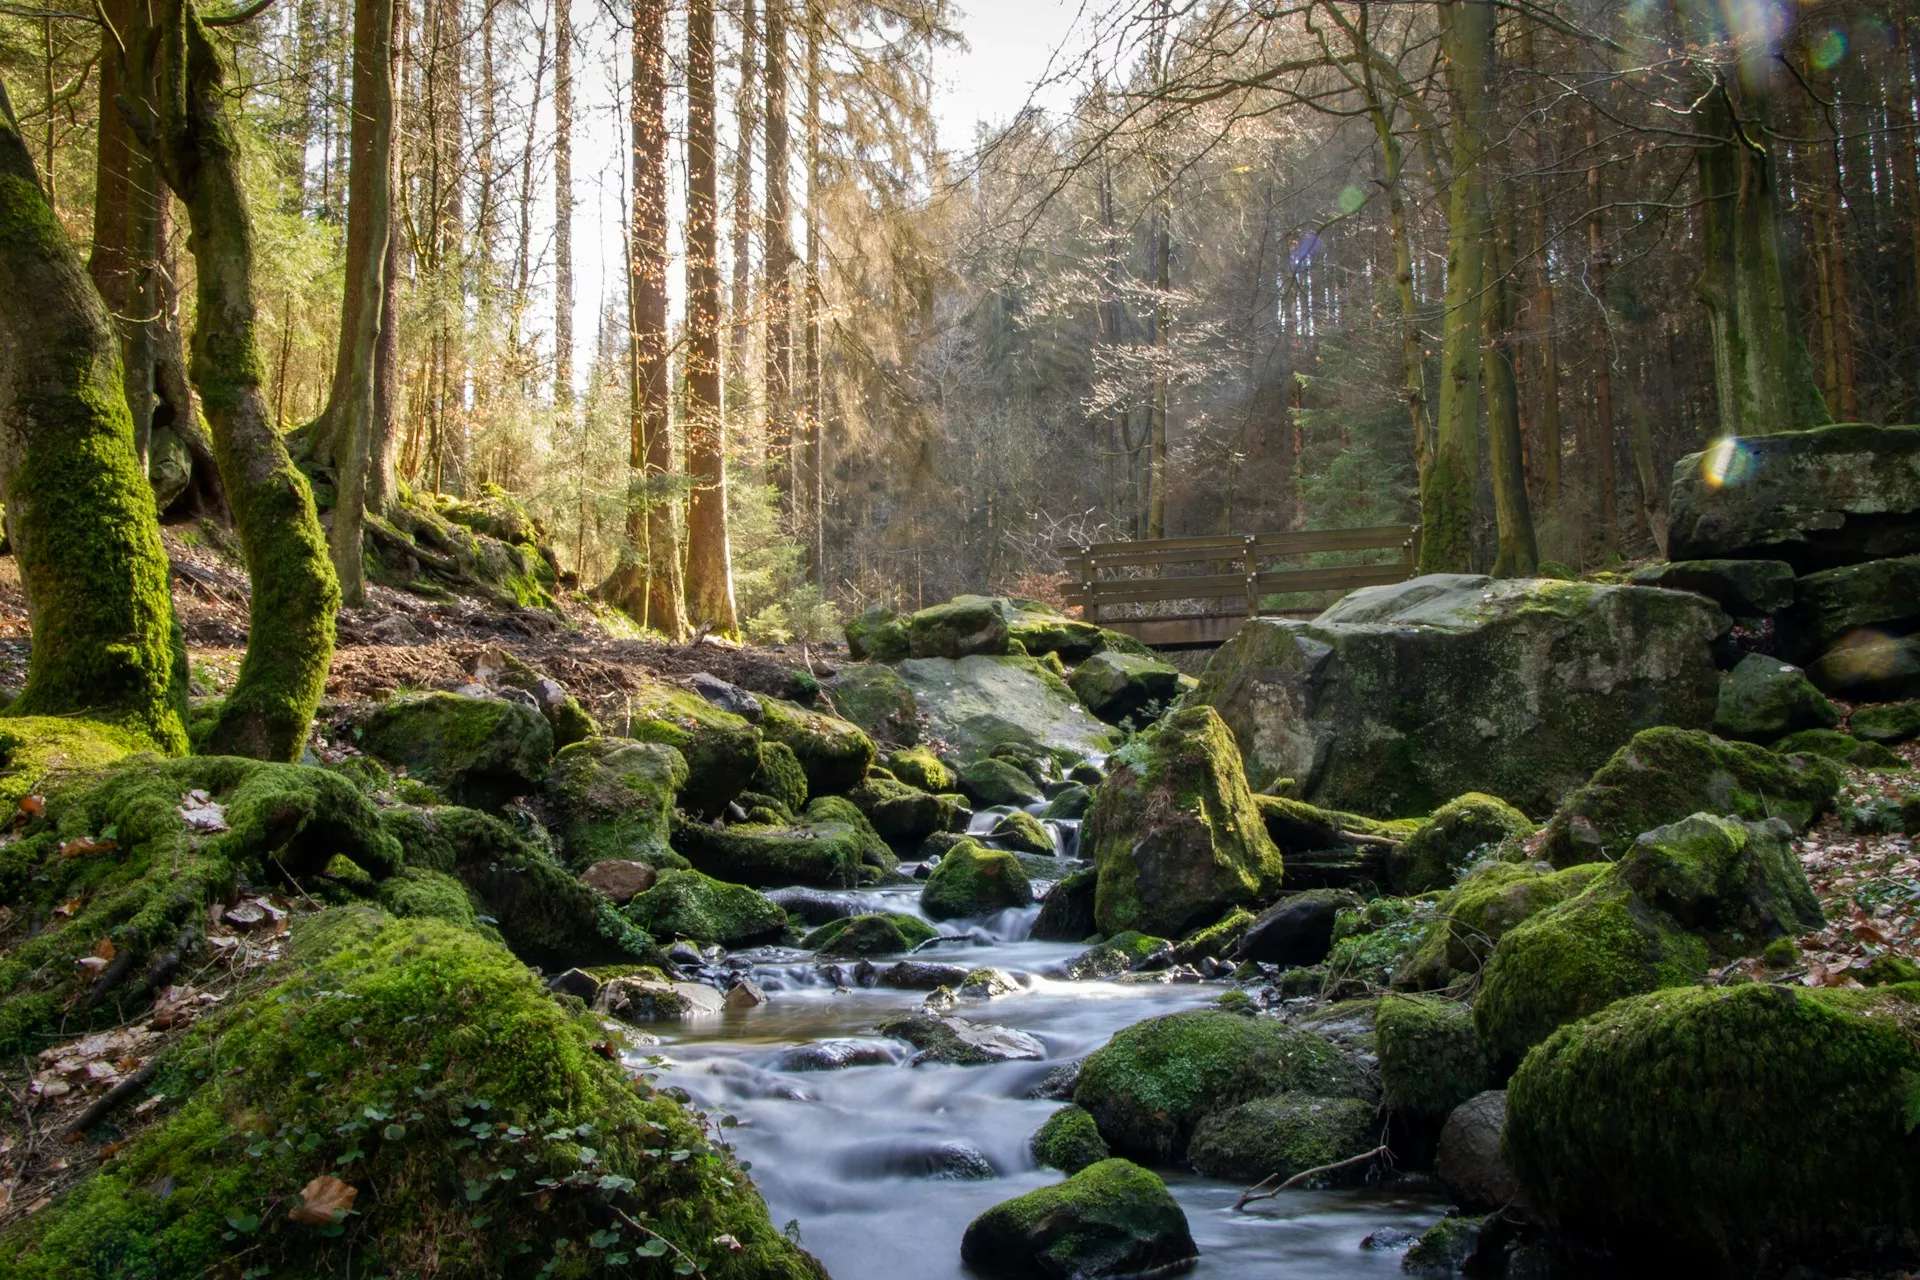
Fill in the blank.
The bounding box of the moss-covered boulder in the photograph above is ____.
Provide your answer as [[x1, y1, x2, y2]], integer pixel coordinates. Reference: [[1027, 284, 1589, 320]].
[[957, 756, 1044, 808], [1065, 930, 1171, 980], [1476, 814, 1823, 1067], [921, 839, 1033, 920], [755, 697, 874, 795], [801, 912, 938, 957], [1537, 727, 1841, 866], [619, 679, 762, 816], [825, 663, 919, 746], [896, 655, 1118, 765], [907, 596, 1011, 659], [844, 604, 909, 662], [1067, 651, 1183, 725], [1852, 700, 1920, 745], [1388, 793, 1535, 894], [623, 869, 788, 947], [1186, 1094, 1379, 1182], [1376, 995, 1494, 1120], [377, 866, 495, 938], [959, 1159, 1197, 1280], [385, 805, 654, 970], [988, 809, 1052, 854], [1041, 784, 1092, 821], [1191, 575, 1725, 816], [0, 909, 825, 1280], [886, 745, 953, 793], [1074, 1009, 1369, 1163], [875, 1011, 1045, 1065], [1666, 422, 1920, 570], [1003, 610, 1103, 663], [1406, 861, 1608, 985], [358, 692, 554, 808], [1627, 558, 1796, 620], [1773, 727, 1909, 769], [1782, 552, 1920, 660], [670, 809, 869, 889], [1087, 705, 1283, 938], [1506, 982, 1920, 1271], [543, 736, 688, 871], [1030, 1105, 1110, 1174], [1031, 867, 1097, 942], [849, 774, 964, 844], [1713, 653, 1841, 743]]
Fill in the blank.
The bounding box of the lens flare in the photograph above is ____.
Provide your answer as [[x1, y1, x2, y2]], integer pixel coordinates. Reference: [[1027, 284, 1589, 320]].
[[1337, 185, 1366, 215], [1810, 27, 1846, 69], [1702, 438, 1756, 490]]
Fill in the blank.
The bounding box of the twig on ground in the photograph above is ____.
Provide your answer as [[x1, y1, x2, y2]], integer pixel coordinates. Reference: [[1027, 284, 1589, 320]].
[[1233, 1143, 1390, 1211]]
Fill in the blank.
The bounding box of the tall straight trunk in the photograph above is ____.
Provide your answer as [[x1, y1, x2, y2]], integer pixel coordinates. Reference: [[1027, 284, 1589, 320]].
[[803, 1, 823, 580], [1904, 18, 1920, 385], [553, 0, 574, 412], [1096, 153, 1130, 532], [1521, 17, 1558, 508], [1144, 0, 1171, 541], [1488, 189, 1536, 576], [367, 0, 404, 517], [1820, 91, 1858, 419], [0, 80, 188, 752], [1587, 134, 1616, 547], [729, 0, 758, 387], [1694, 78, 1829, 437], [763, 0, 794, 509], [684, 0, 738, 631], [309, 0, 395, 606], [1418, 0, 1492, 574], [1627, 352, 1662, 549], [509, 0, 549, 374], [149, 0, 340, 760]]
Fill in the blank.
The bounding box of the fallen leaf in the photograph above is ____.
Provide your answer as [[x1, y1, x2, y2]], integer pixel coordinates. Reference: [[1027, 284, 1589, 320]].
[[74, 956, 108, 978], [17, 795, 44, 819], [52, 898, 82, 918], [92, 936, 116, 962], [58, 835, 117, 859], [288, 1174, 358, 1226]]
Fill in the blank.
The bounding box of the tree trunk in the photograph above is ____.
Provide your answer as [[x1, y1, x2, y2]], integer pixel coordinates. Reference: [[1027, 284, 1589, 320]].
[[367, 0, 404, 519], [763, 0, 794, 509], [684, 0, 738, 632], [1521, 17, 1558, 508], [0, 81, 188, 752], [803, 0, 824, 580], [149, 0, 340, 760], [553, 0, 574, 413], [729, 0, 758, 389], [1145, 0, 1171, 541], [1488, 189, 1536, 576], [1694, 78, 1830, 437], [1418, 0, 1492, 574], [1587, 134, 1616, 548]]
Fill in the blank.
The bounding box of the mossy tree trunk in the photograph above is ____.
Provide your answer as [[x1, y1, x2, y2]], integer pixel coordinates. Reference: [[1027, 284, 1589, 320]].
[[1419, 0, 1493, 574], [1488, 186, 1537, 576], [145, 0, 339, 760], [0, 82, 189, 752], [1695, 79, 1830, 438]]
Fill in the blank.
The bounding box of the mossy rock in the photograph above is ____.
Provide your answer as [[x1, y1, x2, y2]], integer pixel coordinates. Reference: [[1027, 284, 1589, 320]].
[[844, 605, 909, 663], [618, 679, 762, 816], [825, 664, 919, 746], [382, 804, 654, 970], [1506, 982, 1920, 1271], [1067, 651, 1183, 725], [1537, 727, 1841, 866], [1324, 897, 1438, 988], [802, 796, 897, 874], [1186, 1093, 1379, 1182], [1030, 1105, 1109, 1174], [1088, 705, 1283, 939], [956, 756, 1044, 808], [1774, 727, 1909, 770], [755, 697, 875, 796], [376, 866, 497, 940], [1782, 552, 1920, 659], [358, 692, 554, 809], [896, 655, 1119, 765], [749, 741, 810, 814], [1041, 784, 1092, 821], [1405, 861, 1608, 985], [1173, 906, 1255, 963], [849, 774, 964, 845], [1375, 995, 1493, 1120], [1852, 701, 1920, 745], [0, 754, 403, 1057], [669, 809, 867, 889], [1031, 867, 1097, 942], [801, 912, 938, 957], [1627, 558, 1797, 619], [1713, 652, 1841, 743], [886, 745, 952, 793], [988, 809, 1052, 854], [0, 716, 147, 812], [959, 1158, 1196, 1280], [921, 839, 1033, 920], [0, 909, 825, 1280], [907, 596, 1011, 659], [624, 869, 788, 947], [1073, 1009, 1370, 1163], [543, 736, 689, 871], [1387, 793, 1535, 894], [1065, 930, 1170, 980]]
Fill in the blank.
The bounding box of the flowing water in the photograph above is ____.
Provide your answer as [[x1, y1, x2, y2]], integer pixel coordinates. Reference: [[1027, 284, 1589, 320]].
[[634, 826, 1448, 1279]]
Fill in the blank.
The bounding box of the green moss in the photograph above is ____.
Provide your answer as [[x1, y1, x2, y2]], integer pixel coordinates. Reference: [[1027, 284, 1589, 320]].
[[619, 680, 761, 816], [623, 870, 787, 947], [1066, 930, 1170, 979], [987, 809, 1052, 854], [1852, 701, 1920, 745], [669, 808, 868, 889], [377, 866, 498, 941], [1775, 728, 1909, 770], [1073, 1009, 1369, 1162], [848, 774, 963, 844], [886, 745, 953, 793], [1375, 994, 1493, 1119], [960, 1158, 1196, 1279], [907, 597, 1011, 659], [957, 756, 1043, 807], [1505, 982, 1920, 1271], [1004, 610, 1108, 663], [920, 838, 1033, 920], [1539, 727, 1841, 865], [1324, 897, 1439, 989], [1407, 862, 1607, 984], [1186, 1093, 1379, 1182], [1173, 906, 1255, 963], [750, 741, 810, 812], [0, 910, 824, 1280], [1042, 783, 1092, 821], [544, 737, 688, 871], [800, 912, 937, 957], [824, 664, 919, 746], [1030, 1105, 1110, 1174], [753, 697, 874, 796], [0, 716, 147, 812], [359, 693, 555, 809], [843, 606, 909, 662], [1388, 793, 1536, 894]]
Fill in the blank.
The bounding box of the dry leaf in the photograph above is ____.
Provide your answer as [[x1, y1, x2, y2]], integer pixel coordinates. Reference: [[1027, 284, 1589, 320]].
[[93, 936, 116, 962], [17, 795, 44, 819], [52, 898, 82, 919], [58, 835, 117, 859], [288, 1174, 357, 1226]]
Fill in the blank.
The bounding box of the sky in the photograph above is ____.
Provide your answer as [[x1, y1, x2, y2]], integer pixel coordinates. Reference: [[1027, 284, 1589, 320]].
[[929, 0, 1084, 148]]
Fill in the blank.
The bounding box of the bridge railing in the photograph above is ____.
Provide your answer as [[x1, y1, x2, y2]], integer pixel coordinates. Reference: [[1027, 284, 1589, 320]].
[[1057, 524, 1421, 648]]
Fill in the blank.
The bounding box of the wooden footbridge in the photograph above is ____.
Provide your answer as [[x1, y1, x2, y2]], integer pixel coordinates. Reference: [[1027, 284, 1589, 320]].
[[1059, 524, 1421, 649]]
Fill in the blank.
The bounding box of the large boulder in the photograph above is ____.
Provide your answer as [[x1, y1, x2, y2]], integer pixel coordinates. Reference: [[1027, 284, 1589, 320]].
[[1627, 558, 1796, 621], [1475, 813, 1825, 1067], [1068, 651, 1184, 725], [849, 774, 965, 845], [960, 1159, 1198, 1280], [1232, 890, 1355, 966], [358, 692, 554, 808], [908, 596, 1011, 658], [1781, 553, 1920, 660], [920, 838, 1033, 919], [618, 679, 761, 816], [896, 655, 1118, 765], [1186, 1093, 1378, 1182], [1387, 792, 1535, 894], [1506, 982, 1920, 1271], [1666, 422, 1920, 570], [543, 736, 688, 870], [1405, 861, 1608, 985], [1376, 995, 1494, 1122], [1086, 706, 1283, 938], [1191, 575, 1724, 816], [1807, 631, 1920, 701], [1537, 727, 1841, 866], [1712, 653, 1841, 742], [1437, 1091, 1524, 1212], [623, 868, 789, 946], [755, 697, 875, 795], [844, 605, 909, 662], [826, 663, 920, 746], [670, 798, 890, 888]]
